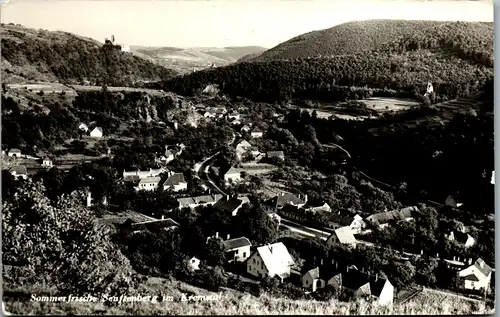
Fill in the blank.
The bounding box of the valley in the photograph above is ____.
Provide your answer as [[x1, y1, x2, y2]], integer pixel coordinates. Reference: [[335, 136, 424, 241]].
[[1, 10, 495, 317]]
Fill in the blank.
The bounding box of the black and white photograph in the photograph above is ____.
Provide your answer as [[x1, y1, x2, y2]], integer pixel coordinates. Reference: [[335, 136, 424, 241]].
[[0, 0, 495, 315]]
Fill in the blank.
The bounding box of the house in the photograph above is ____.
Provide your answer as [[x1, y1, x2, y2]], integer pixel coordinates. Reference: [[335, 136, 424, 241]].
[[447, 231, 476, 248], [177, 194, 224, 209], [203, 111, 217, 118], [213, 195, 250, 216], [328, 267, 394, 305], [268, 192, 307, 210], [280, 204, 307, 222], [9, 165, 28, 179], [135, 176, 161, 191], [247, 242, 295, 281], [241, 125, 251, 133], [326, 226, 357, 248], [265, 209, 282, 226], [163, 172, 188, 192], [163, 146, 176, 164], [326, 214, 367, 234], [187, 257, 201, 272], [250, 146, 260, 157], [41, 157, 53, 167], [365, 206, 418, 229], [250, 127, 264, 138], [227, 111, 240, 121], [305, 202, 332, 214], [78, 123, 89, 132], [235, 140, 252, 158], [223, 236, 252, 263], [224, 167, 242, 185], [267, 151, 285, 161], [90, 127, 103, 138], [123, 167, 167, 182], [349, 215, 367, 234], [302, 265, 335, 292], [458, 258, 493, 293], [8, 148, 22, 158]]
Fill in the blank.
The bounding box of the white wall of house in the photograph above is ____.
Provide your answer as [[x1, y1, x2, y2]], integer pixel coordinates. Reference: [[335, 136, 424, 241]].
[[247, 253, 269, 279], [302, 273, 326, 292], [227, 246, 251, 262], [136, 182, 159, 191], [251, 132, 263, 138], [458, 266, 491, 291], [378, 282, 394, 305]]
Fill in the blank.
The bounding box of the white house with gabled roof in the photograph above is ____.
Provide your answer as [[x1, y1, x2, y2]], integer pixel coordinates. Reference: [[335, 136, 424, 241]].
[[246, 242, 295, 281], [90, 127, 103, 138], [458, 258, 493, 292]]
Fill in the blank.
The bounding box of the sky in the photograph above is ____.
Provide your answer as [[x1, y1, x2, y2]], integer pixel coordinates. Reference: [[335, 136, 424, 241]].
[[1, 0, 494, 48]]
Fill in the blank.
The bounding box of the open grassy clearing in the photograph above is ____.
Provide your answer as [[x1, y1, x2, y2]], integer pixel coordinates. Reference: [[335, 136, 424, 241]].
[[363, 97, 421, 112]]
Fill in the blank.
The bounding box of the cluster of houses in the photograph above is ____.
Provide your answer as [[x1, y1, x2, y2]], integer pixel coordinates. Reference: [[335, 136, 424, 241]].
[[2, 148, 55, 179], [122, 167, 188, 192], [221, 139, 285, 186], [78, 123, 103, 138]]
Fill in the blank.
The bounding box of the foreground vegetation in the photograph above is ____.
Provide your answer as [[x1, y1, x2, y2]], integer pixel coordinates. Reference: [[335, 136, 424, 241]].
[[4, 283, 493, 316]]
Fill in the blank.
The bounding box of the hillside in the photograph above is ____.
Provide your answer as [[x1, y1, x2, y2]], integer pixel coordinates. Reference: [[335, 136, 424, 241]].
[[159, 21, 493, 103], [130, 45, 267, 74], [4, 280, 493, 315], [248, 20, 491, 62], [0, 24, 178, 86]]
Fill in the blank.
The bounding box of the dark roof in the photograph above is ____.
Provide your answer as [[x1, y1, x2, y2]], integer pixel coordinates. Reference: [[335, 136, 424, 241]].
[[267, 151, 284, 157], [329, 214, 353, 226], [342, 269, 389, 297], [214, 197, 249, 213], [366, 207, 418, 226], [10, 165, 27, 175], [251, 127, 263, 133], [271, 193, 305, 208], [474, 258, 493, 276], [281, 203, 302, 215], [453, 231, 472, 244], [164, 173, 186, 186], [9, 148, 21, 153], [223, 237, 252, 250], [463, 274, 480, 282], [304, 265, 340, 280]]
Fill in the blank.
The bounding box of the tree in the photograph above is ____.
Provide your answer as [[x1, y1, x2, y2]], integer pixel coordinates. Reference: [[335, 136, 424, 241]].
[[2, 180, 140, 296], [203, 238, 226, 267], [387, 260, 416, 290]]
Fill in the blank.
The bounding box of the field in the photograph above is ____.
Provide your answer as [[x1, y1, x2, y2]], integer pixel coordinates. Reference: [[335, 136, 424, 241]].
[[297, 97, 421, 121], [364, 97, 421, 113]]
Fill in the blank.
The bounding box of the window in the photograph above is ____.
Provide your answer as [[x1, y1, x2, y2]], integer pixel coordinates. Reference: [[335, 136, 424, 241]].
[[253, 258, 255, 264], [243, 252, 246, 257], [306, 280, 309, 285]]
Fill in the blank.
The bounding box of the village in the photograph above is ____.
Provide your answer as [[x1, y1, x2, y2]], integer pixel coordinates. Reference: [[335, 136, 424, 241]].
[[2, 92, 495, 307]]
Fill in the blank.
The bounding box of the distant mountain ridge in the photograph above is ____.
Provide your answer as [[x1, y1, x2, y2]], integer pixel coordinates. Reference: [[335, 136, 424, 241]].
[[1, 23, 178, 86], [130, 45, 267, 74], [247, 19, 493, 62]]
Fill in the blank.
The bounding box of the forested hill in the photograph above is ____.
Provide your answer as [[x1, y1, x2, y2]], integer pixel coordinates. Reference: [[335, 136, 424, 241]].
[[1, 24, 178, 86], [247, 20, 493, 62], [159, 21, 493, 103]]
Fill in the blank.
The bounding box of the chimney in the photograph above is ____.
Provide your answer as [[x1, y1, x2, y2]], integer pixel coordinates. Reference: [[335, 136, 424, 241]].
[[321, 258, 324, 266], [375, 273, 378, 281], [227, 234, 230, 240], [161, 215, 165, 220], [304, 194, 308, 203], [215, 232, 219, 238], [469, 258, 473, 265], [421, 250, 423, 256], [226, 195, 230, 201], [453, 256, 456, 261]]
